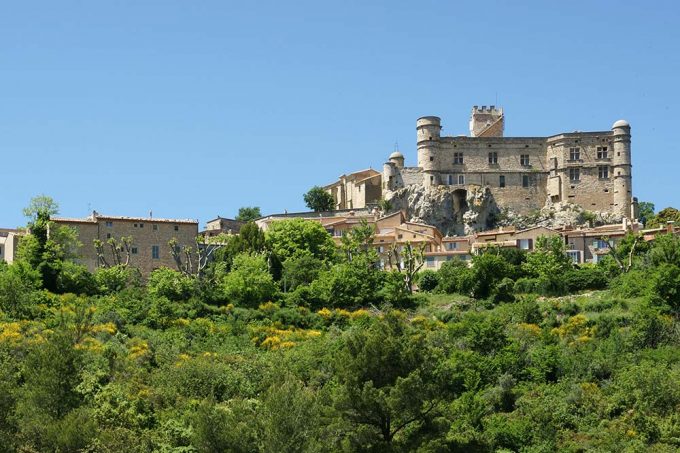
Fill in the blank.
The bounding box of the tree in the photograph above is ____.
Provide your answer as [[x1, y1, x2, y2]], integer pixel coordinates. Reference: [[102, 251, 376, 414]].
[[266, 218, 337, 264], [522, 235, 572, 296], [647, 207, 680, 228], [333, 312, 447, 448], [235, 206, 262, 222], [340, 219, 376, 262], [603, 232, 649, 273], [303, 186, 334, 212], [219, 253, 277, 307], [638, 201, 655, 225], [388, 242, 426, 294]]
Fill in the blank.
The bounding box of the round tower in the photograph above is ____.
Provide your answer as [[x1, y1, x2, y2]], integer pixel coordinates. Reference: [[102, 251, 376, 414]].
[[416, 116, 441, 188], [389, 151, 405, 169], [611, 119, 633, 219], [383, 161, 396, 190]]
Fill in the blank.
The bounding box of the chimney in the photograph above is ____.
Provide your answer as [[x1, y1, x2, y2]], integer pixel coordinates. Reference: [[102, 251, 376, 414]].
[[667, 221, 675, 234]]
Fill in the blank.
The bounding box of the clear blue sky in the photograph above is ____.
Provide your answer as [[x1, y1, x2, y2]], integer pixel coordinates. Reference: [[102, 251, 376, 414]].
[[2, 1, 678, 228]]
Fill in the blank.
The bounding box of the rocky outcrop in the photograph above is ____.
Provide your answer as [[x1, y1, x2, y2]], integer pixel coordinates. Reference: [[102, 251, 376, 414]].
[[497, 200, 622, 230], [385, 184, 621, 234], [385, 184, 499, 235]]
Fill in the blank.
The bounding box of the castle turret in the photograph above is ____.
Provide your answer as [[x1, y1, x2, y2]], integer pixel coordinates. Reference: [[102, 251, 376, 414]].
[[611, 119, 633, 219], [469, 105, 504, 137], [417, 116, 441, 188]]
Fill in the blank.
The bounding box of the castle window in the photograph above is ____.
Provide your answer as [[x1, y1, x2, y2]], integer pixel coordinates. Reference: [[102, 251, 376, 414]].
[[598, 166, 609, 179], [174, 225, 179, 231], [597, 146, 608, 159], [457, 175, 465, 185], [447, 174, 453, 185], [488, 152, 498, 164], [569, 147, 580, 161], [569, 168, 580, 182], [429, 156, 433, 162], [453, 152, 464, 164], [139, 223, 144, 228], [520, 154, 530, 166], [105, 221, 113, 228], [152, 245, 160, 259], [131, 247, 138, 254], [522, 175, 529, 188], [153, 224, 158, 231], [499, 175, 506, 187], [107, 233, 111, 239]]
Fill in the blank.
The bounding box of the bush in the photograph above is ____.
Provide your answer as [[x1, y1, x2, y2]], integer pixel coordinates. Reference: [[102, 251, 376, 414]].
[[94, 265, 141, 294], [563, 265, 608, 293], [147, 267, 196, 301], [611, 269, 653, 299], [652, 264, 680, 310], [436, 259, 470, 294], [417, 270, 439, 292], [220, 253, 278, 307], [514, 277, 540, 294], [56, 261, 97, 295]]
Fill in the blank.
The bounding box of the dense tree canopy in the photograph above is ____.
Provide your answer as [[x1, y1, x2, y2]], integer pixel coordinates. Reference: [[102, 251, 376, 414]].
[[303, 186, 335, 212]]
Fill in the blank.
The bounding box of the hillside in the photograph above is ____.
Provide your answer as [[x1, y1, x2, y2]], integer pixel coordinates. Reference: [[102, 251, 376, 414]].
[[0, 206, 679, 452]]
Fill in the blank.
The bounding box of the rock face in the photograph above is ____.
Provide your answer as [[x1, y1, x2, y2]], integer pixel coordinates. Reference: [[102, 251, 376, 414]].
[[385, 184, 623, 235], [386, 185, 499, 235], [497, 201, 622, 230]]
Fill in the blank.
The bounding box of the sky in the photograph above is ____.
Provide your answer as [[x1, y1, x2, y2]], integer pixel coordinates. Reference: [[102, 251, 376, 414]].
[[1, 0, 679, 229]]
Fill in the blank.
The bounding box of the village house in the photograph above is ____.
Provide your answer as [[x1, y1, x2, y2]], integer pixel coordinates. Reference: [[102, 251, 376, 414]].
[[52, 212, 199, 276]]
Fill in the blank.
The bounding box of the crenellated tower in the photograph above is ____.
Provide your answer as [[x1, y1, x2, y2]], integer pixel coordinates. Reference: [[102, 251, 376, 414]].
[[469, 105, 504, 137], [611, 119, 633, 219], [416, 116, 441, 187]]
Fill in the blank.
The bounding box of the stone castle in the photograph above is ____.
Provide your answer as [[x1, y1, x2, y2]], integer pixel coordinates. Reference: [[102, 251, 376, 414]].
[[326, 106, 635, 234]]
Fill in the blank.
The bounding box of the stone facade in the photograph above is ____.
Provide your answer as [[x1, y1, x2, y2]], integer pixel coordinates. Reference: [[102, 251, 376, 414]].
[[52, 212, 199, 276], [324, 168, 382, 210], [202, 217, 245, 237], [0, 229, 20, 264], [382, 107, 636, 223]]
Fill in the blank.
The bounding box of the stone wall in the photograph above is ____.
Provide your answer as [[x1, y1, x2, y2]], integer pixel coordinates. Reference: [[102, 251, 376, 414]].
[[53, 216, 199, 276]]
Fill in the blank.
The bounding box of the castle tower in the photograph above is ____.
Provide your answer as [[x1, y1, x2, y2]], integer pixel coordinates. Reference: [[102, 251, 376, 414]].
[[416, 116, 441, 188], [611, 119, 633, 219], [469, 105, 504, 137], [383, 151, 404, 190]]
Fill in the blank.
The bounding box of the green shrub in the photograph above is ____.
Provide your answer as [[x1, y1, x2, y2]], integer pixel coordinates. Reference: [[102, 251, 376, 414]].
[[147, 268, 196, 301], [563, 265, 608, 293], [417, 270, 439, 292]]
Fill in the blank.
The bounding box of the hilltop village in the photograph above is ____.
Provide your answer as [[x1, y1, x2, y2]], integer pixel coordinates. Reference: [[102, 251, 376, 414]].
[[1, 107, 671, 278]]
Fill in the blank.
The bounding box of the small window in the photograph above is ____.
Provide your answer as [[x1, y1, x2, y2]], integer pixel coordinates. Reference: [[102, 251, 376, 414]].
[[457, 174, 465, 185], [426, 257, 435, 267], [453, 152, 464, 164], [153, 224, 158, 231], [139, 223, 144, 228], [106, 233, 111, 239], [499, 175, 506, 187], [447, 174, 453, 185], [105, 221, 113, 228], [131, 247, 138, 254], [429, 156, 433, 162], [597, 146, 608, 159], [522, 175, 529, 188], [520, 154, 530, 166], [569, 168, 580, 182], [446, 242, 458, 250], [152, 245, 160, 259], [134, 223, 138, 228], [174, 225, 179, 231], [598, 166, 609, 179], [488, 152, 498, 164], [569, 147, 580, 161]]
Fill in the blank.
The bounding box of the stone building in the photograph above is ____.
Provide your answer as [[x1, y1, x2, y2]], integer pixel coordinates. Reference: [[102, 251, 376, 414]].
[[384, 107, 635, 221], [324, 168, 382, 210], [202, 217, 245, 238], [0, 229, 20, 264], [52, 212, 198, 276]]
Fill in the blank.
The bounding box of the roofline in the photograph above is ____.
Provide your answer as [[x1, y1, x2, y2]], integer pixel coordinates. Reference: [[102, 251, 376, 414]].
[[53, 215, 198, 225]]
